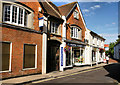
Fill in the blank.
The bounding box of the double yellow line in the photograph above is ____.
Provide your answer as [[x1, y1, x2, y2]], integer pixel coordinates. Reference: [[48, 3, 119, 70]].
[[32, 67, 102, 83]]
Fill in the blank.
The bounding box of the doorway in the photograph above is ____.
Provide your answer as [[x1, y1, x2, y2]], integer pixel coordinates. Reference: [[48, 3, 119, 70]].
[[47, 40, 61, 73]]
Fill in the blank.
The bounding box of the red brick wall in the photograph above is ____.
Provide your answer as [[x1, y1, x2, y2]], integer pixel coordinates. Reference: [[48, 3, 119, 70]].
[[20, 1, 43, 31], [1, 27, 42, 78], [1, 1, 43, 78], [66, 6, 86, 42]]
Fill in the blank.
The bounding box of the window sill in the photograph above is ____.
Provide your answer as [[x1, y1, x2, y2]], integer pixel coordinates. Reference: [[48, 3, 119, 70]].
[[50, 33, 61, 37], [71, 37, 82, 41], [1, 22, 42, 34], [0, 70, 11, 73], [22, 67, 37, 71]]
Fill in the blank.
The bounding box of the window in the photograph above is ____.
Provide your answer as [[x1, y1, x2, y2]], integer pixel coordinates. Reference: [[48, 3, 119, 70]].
[[71, 27, 79, 39], [73, 10, 79, 19], [23, 44, 37, 69], [0, 42, 11, 72], [3, 4, 28, 27], [73, 47, 84, 63], [51, 22, 60, 34]]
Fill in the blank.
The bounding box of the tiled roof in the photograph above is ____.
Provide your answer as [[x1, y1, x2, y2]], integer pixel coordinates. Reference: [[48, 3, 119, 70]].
[[39, 0, 62, 19], [58, 2, 77, 17], [90, 31, 106, 40]]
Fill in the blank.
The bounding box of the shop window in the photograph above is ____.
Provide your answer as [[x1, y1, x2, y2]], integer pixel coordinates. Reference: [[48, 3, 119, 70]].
[[3, 4, 28, 27], [0, 42, 11, 71], [66, 51, 71, 66], [23, 44, 36, 69], [73, 48, 84, 63]]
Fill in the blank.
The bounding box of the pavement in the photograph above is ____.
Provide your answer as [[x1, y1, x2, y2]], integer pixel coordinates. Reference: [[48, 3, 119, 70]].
[[1, 58, 119, 85]]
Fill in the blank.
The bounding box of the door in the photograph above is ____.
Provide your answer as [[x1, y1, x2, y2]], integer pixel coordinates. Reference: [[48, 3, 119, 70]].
[[47, 40, 60, 73]]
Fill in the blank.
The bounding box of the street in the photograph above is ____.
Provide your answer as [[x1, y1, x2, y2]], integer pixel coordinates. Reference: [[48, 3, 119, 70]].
[[32, 63, 120, 85]]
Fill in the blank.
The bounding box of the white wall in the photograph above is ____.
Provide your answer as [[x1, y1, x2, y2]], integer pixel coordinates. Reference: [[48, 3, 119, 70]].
[[114, 43, 120, 59]]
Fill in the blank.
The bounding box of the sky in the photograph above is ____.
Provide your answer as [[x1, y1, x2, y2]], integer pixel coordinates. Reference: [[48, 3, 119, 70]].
[[51, 1, 119, 44]]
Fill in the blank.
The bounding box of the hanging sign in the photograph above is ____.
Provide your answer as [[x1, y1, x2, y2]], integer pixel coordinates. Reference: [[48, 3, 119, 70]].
[[38, 17, 44, 27]]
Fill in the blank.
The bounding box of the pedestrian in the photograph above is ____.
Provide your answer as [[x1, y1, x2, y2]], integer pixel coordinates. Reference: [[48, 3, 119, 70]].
[[106, 55, 109, 64]]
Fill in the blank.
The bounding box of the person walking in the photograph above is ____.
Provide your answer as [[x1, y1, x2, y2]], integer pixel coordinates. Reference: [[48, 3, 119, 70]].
[[106, 55, 109, 64]]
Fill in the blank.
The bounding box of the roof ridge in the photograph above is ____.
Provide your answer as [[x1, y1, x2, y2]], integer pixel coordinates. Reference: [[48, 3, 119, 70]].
[[45, 0, 61, 17], [58, 2, 77, 8]]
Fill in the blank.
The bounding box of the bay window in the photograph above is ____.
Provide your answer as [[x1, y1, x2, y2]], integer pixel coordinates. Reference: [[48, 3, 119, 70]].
[[3, 4, 28, 27]]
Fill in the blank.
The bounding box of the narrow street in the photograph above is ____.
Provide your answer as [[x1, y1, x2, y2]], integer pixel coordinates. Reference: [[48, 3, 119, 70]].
[[32, 63, 120, 84]]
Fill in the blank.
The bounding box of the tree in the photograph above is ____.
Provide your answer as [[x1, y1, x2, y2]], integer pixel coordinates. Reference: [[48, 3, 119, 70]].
[[106, 38, 120, 58], [115, 38, 120, 44], [108, 42, 115, 58]]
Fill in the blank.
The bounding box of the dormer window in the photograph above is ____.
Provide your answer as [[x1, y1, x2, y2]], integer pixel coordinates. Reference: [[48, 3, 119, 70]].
[[3, 4, 28, 27], [73, 10, 79, 19]]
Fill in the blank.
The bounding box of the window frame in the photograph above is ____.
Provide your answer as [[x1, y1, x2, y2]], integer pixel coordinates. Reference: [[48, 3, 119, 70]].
[[71, 27, 80, 39], [3, 4, 28, 27], [73, 10, 79, 19], [0, 41, 12, 73], [23, 44, 37, 70], [50, 22, 59, 34]]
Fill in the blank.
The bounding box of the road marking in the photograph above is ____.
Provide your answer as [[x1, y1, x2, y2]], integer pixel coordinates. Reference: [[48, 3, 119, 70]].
[[32, 67, 102, 83]]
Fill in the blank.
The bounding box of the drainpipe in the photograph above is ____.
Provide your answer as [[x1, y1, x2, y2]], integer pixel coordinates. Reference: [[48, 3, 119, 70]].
[[42, 15, 49, 74], [60, 16, 66, 71]]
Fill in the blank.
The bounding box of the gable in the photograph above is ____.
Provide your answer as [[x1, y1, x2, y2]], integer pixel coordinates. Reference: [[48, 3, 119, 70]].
[[58, 2, 87, 29]]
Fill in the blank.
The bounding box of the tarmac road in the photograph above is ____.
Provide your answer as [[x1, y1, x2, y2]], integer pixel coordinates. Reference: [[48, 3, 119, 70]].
[[32, 63, 120, 85]]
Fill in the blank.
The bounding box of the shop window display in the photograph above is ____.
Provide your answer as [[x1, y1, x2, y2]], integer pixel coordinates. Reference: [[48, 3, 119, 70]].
[[73, 48, 84, 64]]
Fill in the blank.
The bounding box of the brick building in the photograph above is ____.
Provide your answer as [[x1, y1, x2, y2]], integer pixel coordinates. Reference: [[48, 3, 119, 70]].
[[0, 0, 44, 78], [58, 2, 87, 69], [1, 0, 106, 78]]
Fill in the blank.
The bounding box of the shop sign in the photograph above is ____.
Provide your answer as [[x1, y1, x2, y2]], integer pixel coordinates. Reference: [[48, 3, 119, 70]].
[[67, 43, 84, 47], [38, 17, 44, 27], [61, 47, 63, 66]]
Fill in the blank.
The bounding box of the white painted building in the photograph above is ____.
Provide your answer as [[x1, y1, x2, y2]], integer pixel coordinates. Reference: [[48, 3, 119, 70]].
[[114, 40, 120, 60], [85, 28, 105, 66]]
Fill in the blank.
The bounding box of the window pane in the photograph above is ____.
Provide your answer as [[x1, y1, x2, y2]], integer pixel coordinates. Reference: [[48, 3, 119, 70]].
[[51, 22, 54, 33], [76, 28, 78, 38], [4, 5, 11, 22], [23, 44, 35, 69], [24, 10, 28, 26], [18, 8, 23, 25], [1, 42, 10, 71], [74, 28, 76, 37], [71, 27, 73, 37], [12, 6, 17, 23], [55, 23, 59, 34]]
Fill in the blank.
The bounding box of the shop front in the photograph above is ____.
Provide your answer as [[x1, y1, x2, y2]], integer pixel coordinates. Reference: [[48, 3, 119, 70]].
[[99, 48, 105, 62], [73, 47, 85, 66], [92, 47, 97, 63], [64, 45, 72, 67], [65, 42, 86, 66]]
